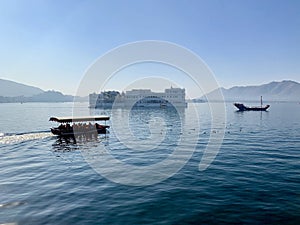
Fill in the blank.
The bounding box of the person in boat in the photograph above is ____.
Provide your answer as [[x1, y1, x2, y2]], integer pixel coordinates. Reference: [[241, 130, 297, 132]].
[[74, 123, 84, 134], [73, 123, 79, 132], [78, 123, 83, 132], [66, 123, 71, 132], [58, 124, 65, 130], [85, 123, 89, 131]]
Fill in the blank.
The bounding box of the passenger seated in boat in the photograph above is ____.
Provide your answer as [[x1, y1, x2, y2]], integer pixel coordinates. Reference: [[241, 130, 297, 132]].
[[73, 123, 80, 132], [88, 122, 94, 130], [66, 123, 72, 132], [78, 123, 82, 131], [58, 124, 65, 130]]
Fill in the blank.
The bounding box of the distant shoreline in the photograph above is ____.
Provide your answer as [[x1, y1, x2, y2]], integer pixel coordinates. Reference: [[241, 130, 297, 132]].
[[191, 100, 299, 103], [0, 100, 298, 104], [0, 100, 88, 104]]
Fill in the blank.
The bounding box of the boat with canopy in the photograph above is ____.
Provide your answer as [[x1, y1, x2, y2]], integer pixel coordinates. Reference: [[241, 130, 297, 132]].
[[49, 116, 110, 137]]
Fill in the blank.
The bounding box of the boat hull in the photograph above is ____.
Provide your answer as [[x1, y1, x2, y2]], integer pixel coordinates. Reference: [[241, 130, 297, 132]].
[[50, 126, 109, 137]]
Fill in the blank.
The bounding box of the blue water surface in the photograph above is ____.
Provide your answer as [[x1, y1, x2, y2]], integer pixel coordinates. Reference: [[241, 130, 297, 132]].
[[0, 102, 300, 224]]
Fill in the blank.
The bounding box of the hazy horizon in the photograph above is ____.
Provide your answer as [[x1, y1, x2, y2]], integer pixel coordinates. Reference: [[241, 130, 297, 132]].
[[1, 76, 300, 100]]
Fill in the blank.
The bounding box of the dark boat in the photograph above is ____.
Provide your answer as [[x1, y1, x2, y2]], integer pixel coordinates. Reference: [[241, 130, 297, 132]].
[[234, 96, 270, 111], [49, 116, 110, 137]]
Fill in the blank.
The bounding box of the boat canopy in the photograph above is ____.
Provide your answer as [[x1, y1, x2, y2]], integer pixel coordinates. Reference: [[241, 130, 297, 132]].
[[49, 116, 110, 123]]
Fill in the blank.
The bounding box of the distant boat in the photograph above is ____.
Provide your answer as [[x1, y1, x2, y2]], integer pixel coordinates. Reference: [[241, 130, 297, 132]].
[[234, 96, 270, 111]]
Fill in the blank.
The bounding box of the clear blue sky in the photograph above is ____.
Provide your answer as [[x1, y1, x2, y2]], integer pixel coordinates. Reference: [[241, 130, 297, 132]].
[[0, 0, 299, 97]]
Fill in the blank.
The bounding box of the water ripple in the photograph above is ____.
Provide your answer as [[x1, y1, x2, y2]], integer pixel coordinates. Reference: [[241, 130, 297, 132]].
[[0, 103, 300, 224]]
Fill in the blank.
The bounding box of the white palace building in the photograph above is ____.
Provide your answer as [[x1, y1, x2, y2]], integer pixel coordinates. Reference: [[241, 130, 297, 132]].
[[89, 87, 187, 108]]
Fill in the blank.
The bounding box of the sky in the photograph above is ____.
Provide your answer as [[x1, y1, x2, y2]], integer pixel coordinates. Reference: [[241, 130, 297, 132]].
[[0, 0, 299, 98]]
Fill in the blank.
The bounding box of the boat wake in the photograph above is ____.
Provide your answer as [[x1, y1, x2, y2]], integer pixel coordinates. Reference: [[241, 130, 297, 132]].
[[0, 201, 26, 208], [0, 131, 53, 144]]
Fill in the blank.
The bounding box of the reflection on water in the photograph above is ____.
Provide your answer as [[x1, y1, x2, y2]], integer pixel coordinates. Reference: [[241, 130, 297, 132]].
[[52, 137, 79, 152], [50, 135, 110, 166], [80, 105, 205, 186], [51, 135, 109, 153], [107, 107, 185, 165]]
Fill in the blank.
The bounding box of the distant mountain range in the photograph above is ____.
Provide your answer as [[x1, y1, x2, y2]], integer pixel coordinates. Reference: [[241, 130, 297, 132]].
[[196, 80, 300, 102], [0, 78, 44, 97], [0, 78, 87, 103], [1, 78, 299, 103]]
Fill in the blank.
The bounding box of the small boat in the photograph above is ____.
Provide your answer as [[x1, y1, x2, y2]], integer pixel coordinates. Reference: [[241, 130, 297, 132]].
[[49, 116, 110, 137], [234, 96, 270, 111]]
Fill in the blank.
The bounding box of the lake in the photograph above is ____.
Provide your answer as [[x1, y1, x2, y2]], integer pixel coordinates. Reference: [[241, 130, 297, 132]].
[[0, 102, 300, 224]]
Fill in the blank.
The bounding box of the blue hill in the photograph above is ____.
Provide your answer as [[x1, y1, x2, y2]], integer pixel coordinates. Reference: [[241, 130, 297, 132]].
[[198, 80, 300, 102]]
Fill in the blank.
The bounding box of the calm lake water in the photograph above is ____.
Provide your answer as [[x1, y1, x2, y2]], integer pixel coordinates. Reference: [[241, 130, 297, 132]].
[[0, 102, 300, 224]]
